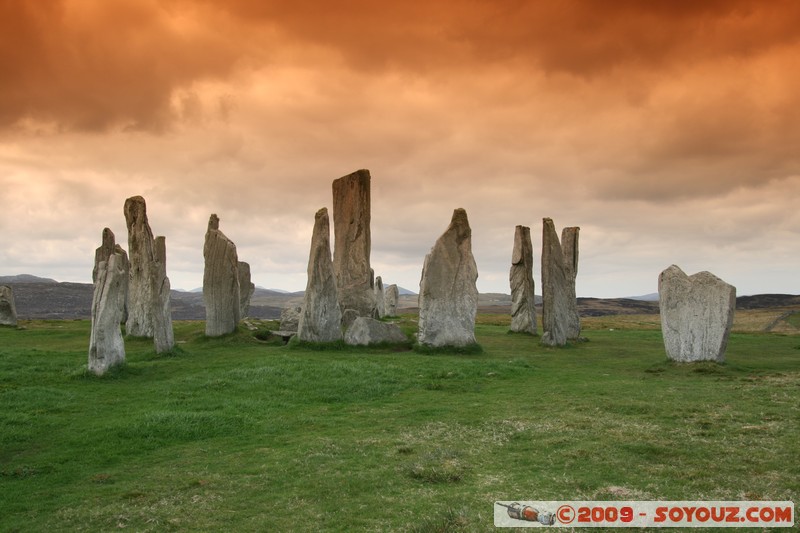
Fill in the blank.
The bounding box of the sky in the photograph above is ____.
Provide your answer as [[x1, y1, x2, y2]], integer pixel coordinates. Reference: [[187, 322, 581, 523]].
[[1, 0, 799, 297]]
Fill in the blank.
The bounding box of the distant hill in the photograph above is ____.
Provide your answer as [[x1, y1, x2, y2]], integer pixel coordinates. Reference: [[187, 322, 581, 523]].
[[2, 274, 797, 320], [625, 293, 659, 301]]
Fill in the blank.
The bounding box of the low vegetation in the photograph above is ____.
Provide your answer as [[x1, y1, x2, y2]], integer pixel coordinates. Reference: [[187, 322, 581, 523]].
[[1, 314, 798, 531]]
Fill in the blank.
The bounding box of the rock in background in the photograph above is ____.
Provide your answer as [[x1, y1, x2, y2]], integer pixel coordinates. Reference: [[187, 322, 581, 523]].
[[0, 285, 18, 326], [561, 226, 581, 340], [417, 208, 479, 348], [93, 228, 128, 323], [658, 265, 736, 363], [344, 317, 408, 346], [541, 218, 572, 346], [88, 252, 127, 375], [384, 284, 399, 317], [123, 196, 174, 353], [332, 169, 375, 317], [203, 214, 241, 336], [509, 225, 537, 334], [280, 305, 302, 332], [374, 276, 386, 318], [297, 208, 343, 342], [238, 261, 255, 319]]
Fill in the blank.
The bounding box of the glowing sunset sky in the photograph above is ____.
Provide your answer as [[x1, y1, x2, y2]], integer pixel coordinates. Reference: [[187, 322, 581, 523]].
[[1, 0, 798, 296]]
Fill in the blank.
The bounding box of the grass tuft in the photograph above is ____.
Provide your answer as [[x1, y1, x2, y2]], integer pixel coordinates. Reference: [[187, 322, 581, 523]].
[[413, 342, 483, 355], [406, 448, 467, 483]]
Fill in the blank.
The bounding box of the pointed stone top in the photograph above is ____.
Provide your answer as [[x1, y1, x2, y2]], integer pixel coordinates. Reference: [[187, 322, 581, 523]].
[[208, 213, 220, 231], [316, 207, 329, 219], [448, 208, 471, 241]]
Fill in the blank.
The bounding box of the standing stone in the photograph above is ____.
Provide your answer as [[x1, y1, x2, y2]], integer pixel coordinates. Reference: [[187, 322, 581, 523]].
[[385, 284, 399, 317], [280, 305, 303, 332], [658, 265, 736, 363], [374, 276, 386, 318], [509, 225, 537, 334], [152, 236, 175, 353], [344, 316, 408, 346], [88, 252, 127, 375], [540, 218, 574, 346], [417, 208, 479, 347], [297, 208, 342, 342], [124, 196, 174, 353], [332, 169, 374, 317], [238, 261, 255, 319], [203, 214, 240, 336], [0, 285, 18, 326], [561, 227, 581, 340], [93, 228, 129, 323]]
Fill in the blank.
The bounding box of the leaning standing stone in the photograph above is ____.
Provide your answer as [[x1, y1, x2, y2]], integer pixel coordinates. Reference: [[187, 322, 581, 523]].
[[297, 208, 343, 342], [509, 225, 537, 334], [0, 285, 18, 326], [88, 252, 128, 375], [332, 169, 374, 317], [658, 265, 736, 363], [417, 208, 479, 348], [203, 214, 241, 336]]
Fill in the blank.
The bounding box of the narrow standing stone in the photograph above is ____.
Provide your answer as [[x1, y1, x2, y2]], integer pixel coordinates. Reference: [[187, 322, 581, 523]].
[[374, 276, 386, 318], [203, 214, 241, 336], [238, 261, 255, 319], [0, 285, 18, 326], [297, 208, 343, 342], [124, 196, 174, 353], [540, 218, 572, 346], [384, 284, 399, 317], [89, 251, 127, 375], [93, 228, 129, 323], [332, 169, 374, 317], [561, 227, 581, 340], [509, 225, 537, 334], [417, 208, 479, 347], [658, 265, 736, 363]]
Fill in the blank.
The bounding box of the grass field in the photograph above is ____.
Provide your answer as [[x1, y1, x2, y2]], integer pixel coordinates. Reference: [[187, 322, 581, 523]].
[[1, 314, 798, 532]]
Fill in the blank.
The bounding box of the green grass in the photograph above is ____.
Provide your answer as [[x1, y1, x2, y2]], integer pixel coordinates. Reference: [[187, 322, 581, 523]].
[[0, 318, 798, 532]]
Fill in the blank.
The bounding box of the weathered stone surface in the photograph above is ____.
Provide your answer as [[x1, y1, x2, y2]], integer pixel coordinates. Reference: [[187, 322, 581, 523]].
[[279, 305, 302, 332], [124, 196, 174, 353], [561, 227, 581, 340], [332, 169, 374, 317], [374, 276, 386, 318], [540, 218, 573, 346], [93, 228, 129, 323], [344, 317, 407, 346], [658, 265, 736, 363], [203, 214, 240, 336], [0, 285, 18, 326], [384, 284, 399, 317], [341, 308, 359, 330], [88, 252, 127, 375], [417, 208, 479, 347], [509, 225, 537, 334], [238, 261, 255, 319], [297, 208, 343, 342]]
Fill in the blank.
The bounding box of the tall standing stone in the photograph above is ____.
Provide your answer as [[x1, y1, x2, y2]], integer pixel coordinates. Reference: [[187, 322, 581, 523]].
[[658, 265, 736, 363], [561, 226, 581, 340], [238, 261, 255, 319], [418, 208, 479, 347], [297, 208, 342, 342], [124, 196, 174, 353], [374, 276, 386, 318], [89, 251, 127, 375], [385, 284, 399, 317], [332, 169, 374, 317], [0, 285, 18, 326], [203, 214, 240, 336], [509, 225, 537, 334], [540, 218, 575, 346], [93, 228, 129, 323]]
